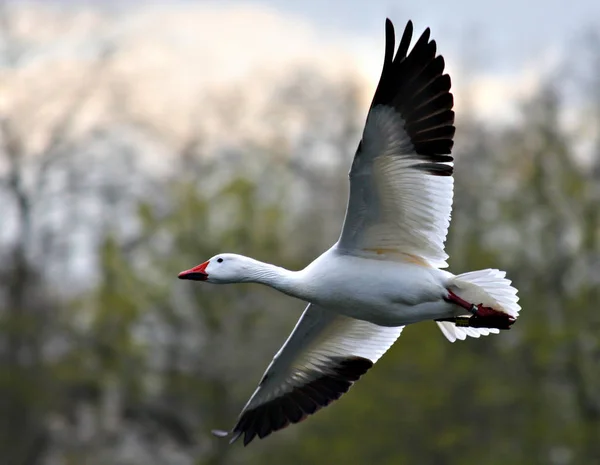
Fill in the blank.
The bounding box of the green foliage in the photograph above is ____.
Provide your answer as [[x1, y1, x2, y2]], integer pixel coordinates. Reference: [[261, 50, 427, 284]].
[[2, 67, 600, 465]]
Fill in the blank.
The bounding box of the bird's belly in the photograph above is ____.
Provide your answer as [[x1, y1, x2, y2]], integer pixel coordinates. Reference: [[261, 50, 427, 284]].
[[303, 253, 454, 327], [309, 279, 453, 327], [329, 300, 455, 327]]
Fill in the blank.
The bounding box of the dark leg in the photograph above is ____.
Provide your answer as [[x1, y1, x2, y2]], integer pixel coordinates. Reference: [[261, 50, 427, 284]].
[[444, 290, 479, 314], [436, 316, 515, 330], [442, 290, 516, 330]]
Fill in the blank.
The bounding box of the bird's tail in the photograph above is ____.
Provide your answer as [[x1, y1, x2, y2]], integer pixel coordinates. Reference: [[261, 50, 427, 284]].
[[436, 269, 521, 343]]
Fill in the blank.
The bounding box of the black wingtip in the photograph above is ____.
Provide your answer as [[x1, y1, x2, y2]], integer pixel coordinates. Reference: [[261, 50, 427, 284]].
[[367, 17, 455, 161], [385, 18, 394, 39], [225, 356, 374, 447], [385, 18, 413, 30], [397, 20, 414, 59], [211, 428, 245, 446], [384, 18, 396, 64], [231, 430, 244, 445]]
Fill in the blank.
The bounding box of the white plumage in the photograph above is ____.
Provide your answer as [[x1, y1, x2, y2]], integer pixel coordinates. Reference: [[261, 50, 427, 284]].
[[179, 18, 521, 446], [339, 105, 454, 268]]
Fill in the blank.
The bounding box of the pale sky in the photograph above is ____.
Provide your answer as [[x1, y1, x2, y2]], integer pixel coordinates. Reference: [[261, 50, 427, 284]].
[[66, 0, 600, 73], [5, 0, 594, 125], [234, 0, 599, 71], [9, 0, 592, 123], [2, 0, 597, 288]]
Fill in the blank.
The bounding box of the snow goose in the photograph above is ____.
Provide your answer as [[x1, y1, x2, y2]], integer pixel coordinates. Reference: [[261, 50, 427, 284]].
[[178, 18, 521, 446]]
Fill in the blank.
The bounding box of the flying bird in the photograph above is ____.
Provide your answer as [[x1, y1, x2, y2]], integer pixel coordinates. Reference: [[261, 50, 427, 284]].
[[178, 18, 520, 446]]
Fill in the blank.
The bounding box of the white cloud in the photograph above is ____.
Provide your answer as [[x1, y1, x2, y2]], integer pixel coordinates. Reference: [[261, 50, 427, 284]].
[[2, 0, 560, 146], [451, 47, 562, 122]]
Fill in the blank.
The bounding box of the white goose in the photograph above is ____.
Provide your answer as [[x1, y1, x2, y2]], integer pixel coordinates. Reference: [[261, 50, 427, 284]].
[[179, 18, 520, 446]]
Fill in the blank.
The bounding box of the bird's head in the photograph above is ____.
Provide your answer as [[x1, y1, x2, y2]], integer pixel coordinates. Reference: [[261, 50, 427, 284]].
[[178, 253, 254, 284]]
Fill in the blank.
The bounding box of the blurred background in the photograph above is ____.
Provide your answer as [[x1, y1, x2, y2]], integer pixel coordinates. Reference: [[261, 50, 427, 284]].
[[1, 0, 600, 464]]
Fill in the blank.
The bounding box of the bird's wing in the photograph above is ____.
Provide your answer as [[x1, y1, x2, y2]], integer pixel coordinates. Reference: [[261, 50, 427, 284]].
[[436, 321, 500, 342], [337, 19, 455, 268], [214, 304, 403, 446]]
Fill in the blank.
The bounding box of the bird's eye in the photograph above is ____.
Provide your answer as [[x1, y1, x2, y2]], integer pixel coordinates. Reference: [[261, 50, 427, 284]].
[[217, 258, 223, 263]]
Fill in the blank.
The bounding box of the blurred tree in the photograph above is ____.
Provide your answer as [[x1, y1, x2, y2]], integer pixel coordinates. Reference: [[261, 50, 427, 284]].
[[1, 3, 599, 464], [0, 3, 168, 463], [0, 2, 116, 462], [255, 80, 600, 465], [77, 153, 314, 464]]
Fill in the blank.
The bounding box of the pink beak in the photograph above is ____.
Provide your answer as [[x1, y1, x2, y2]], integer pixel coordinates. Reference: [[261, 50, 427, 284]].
[[178, 260, 209, 281]]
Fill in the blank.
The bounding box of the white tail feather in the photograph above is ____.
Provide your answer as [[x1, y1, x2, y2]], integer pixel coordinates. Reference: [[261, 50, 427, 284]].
[[437, 269, 520, 343]]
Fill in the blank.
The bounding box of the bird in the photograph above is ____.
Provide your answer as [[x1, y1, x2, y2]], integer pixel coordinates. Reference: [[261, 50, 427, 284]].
[[178, 18, 520, 446]]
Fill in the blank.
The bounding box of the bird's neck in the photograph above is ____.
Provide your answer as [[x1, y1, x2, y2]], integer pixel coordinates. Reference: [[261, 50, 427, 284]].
[[245, 260, 305, 299]]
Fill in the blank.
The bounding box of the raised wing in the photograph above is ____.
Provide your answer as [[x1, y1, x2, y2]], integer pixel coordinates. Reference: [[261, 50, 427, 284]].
[[213, 304, 403, 446], [338, 19, 455, 268]]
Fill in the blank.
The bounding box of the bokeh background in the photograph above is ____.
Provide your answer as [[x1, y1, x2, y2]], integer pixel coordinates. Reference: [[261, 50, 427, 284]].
[[2, 1, 600, 464]]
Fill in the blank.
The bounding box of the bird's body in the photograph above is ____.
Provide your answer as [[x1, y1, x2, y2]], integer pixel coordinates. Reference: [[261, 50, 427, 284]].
[[178, 18, 521, 446], [269, 246, 454, 327]]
